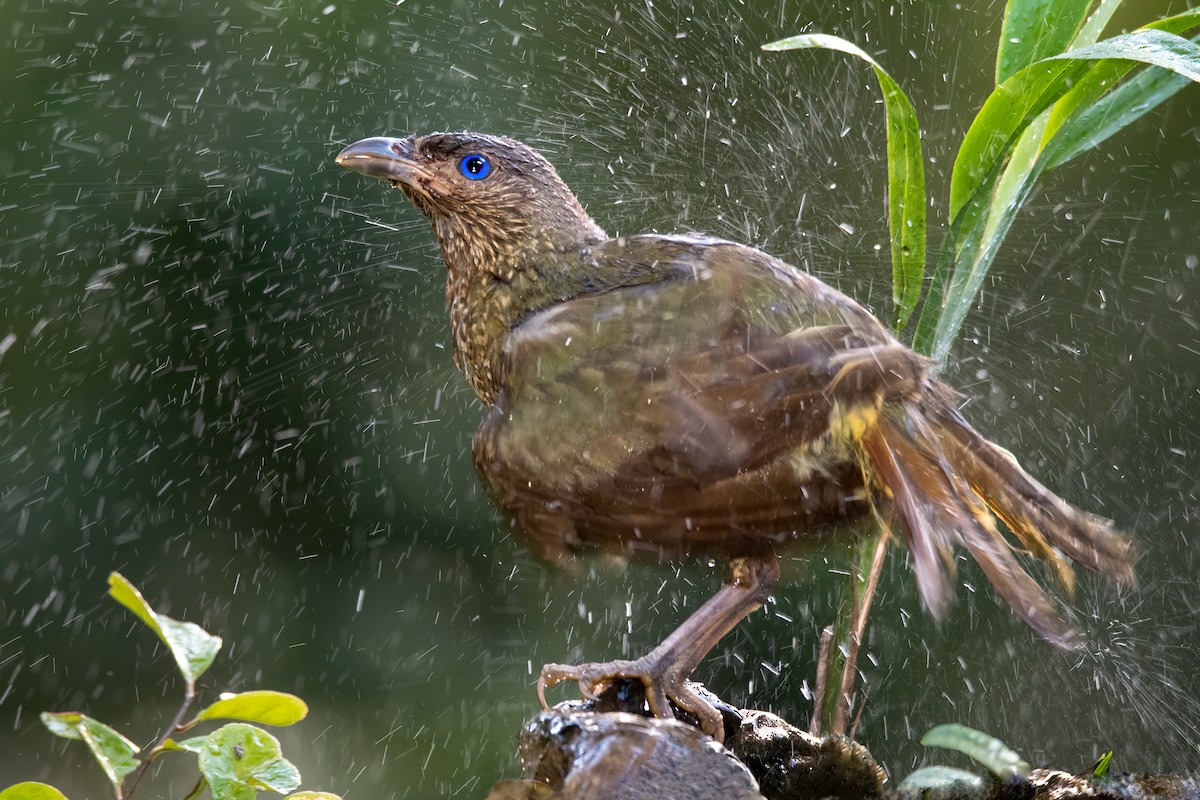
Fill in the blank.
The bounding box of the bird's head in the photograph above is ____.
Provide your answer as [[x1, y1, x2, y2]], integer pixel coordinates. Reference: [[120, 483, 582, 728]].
[[336, 132, 606, 270], [337, 132, 610, 399]]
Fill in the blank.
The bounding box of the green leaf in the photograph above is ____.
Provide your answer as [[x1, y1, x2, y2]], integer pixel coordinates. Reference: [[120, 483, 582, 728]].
[[108, 572, 223, 686], [951, 27, 1200, 226], [1092, 749, 1114, 778], [997, 0, 1092, 83], [1043, 52, 1194, 170], [921, 723, 1031, 778], [916, 25, 1200, 361], [190, 691, 309, 728], [183, 778, 210, 800], [39, 712, 140, 789], [898, 766, 985, 790], [0, 783, 70, 800], [1043, 13, 1200, 168], [762, 33, 926, 333], [174, 734, 212, 754], [1072, 0, 1124, 49], [181, 723, 302, 800]]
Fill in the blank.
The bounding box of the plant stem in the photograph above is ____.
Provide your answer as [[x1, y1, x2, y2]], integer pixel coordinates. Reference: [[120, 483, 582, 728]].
[[809, 624, 835, 735], [813, 521, 892, 735], [832, 528, 890, 734], [181, 776, 207, 800], [122, 682, 196, 798]]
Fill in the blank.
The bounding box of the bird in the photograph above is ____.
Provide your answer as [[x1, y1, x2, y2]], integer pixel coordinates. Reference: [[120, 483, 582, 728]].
[[335, 132, 1136, 742]]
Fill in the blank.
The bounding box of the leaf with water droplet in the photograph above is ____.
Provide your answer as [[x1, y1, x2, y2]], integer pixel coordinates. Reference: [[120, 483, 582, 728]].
[[762, 32, 926, 334], [178, 723, 301, 800], [1044, 13, 1200, 169], [921, 723, 1031, 778], [188, 691, 309, 729], [898, 765, 985, 791], [0, 784, 70, 800], [40, 712, 140, 789], [107, 572, 222, 686], [915, 22, 1200, 361], [996, 0, 1092, 84]]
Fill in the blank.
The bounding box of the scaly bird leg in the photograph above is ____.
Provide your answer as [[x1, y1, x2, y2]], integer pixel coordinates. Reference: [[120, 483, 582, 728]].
[[537, 553, 781, 743]]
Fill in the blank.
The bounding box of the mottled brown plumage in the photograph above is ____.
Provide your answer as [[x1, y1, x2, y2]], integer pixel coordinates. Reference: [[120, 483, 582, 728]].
[[336, 132, 1136, 741]]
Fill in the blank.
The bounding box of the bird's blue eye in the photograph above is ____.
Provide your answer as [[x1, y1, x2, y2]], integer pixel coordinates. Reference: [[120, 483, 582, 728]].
[[459, 154, 491, 180]]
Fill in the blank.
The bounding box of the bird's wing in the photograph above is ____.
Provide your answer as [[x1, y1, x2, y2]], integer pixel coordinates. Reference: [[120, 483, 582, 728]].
[[474, 237, 929, 501]]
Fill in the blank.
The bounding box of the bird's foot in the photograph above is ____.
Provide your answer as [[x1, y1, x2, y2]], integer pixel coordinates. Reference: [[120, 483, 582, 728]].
[[537, 656, 727, 742]]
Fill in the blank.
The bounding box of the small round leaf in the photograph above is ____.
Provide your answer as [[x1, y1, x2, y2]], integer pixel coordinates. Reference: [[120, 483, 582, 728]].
[[107, 572, 223, 685], [192, 723, 302, 798], [0, 783, 70, 800], [38, 713, 140, 788], [191, 691, 309, 728]]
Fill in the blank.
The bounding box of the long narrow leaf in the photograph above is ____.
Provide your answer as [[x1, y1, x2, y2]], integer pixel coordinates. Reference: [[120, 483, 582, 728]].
[[1072, 0, 1124, 48], [1044, 13, 1200, 166], [918, 26, 1200, 360], [1044, 58, 1193, 169], [763, 33, 926, 332], [997, 0, 1091, 83], [912, 182, 998, 357], [950, 27, 1200, 224], [986, 0, 1096, 252], [942, 27, 1200, 359], [921, 723, 1031, 778]]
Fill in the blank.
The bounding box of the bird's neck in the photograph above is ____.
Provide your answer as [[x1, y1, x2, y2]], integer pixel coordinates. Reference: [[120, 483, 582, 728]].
[[435, 212, 608, 404]]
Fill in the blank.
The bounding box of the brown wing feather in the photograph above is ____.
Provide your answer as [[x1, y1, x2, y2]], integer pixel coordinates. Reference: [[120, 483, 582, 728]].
[[475, 240, 921, 559], [476, 235, 1133, 647]]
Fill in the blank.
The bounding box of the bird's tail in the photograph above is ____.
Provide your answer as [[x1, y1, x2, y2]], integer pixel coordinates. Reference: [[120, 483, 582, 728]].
[[858, 384, 1136, 648]]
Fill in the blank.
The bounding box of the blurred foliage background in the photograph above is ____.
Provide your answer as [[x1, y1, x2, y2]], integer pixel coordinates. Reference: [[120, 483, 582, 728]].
[[1, 0, 1197, 795]]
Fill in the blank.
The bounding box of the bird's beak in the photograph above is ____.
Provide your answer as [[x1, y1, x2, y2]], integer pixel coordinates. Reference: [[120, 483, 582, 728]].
[[336, 136, 426, 186]]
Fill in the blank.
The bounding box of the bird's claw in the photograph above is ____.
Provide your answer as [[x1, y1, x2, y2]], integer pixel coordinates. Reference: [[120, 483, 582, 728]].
[[537, 660, 639, 709], [535, 658, 726, 743]]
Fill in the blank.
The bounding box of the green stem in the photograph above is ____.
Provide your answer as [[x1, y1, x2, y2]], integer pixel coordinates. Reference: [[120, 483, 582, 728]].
[[817, 525, 890, 734], [181, 776, 207, 800], [122, 682, 196, 798]]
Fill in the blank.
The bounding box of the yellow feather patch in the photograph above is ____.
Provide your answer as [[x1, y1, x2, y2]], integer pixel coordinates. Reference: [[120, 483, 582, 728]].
[[830, 401, 881, 444]]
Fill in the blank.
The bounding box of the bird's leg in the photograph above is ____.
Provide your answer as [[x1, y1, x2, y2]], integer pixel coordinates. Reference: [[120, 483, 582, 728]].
[[538, 553, 780, 743]]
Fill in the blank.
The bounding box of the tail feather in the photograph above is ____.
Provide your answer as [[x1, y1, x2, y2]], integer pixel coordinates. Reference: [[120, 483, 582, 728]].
[[859, 389, 1135, 649], [859, 413, 959, 621], [927, 395, 1136, 585]]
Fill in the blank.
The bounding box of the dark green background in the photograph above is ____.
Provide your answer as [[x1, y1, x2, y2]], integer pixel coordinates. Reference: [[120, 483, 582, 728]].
[[1, 0, 1197, 795]]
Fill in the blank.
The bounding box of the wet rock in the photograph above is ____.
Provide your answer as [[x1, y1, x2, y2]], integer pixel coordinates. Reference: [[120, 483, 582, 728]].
[[727, 709, 887, 800], [512, 707, 764, 799], [487, 681, 1197, 800], [489, 680, 887, 799], [890, 767, 1200, 799], [1031, 769, 1200, 800]]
